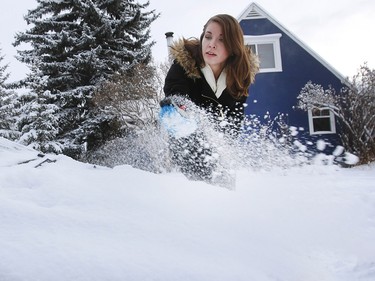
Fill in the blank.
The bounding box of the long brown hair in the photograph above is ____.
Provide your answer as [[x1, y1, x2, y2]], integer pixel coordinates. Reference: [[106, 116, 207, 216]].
[[199, 14, 258, 99]]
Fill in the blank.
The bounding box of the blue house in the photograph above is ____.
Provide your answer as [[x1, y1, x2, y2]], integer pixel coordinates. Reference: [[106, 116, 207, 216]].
[[238, 2, 348, 150]]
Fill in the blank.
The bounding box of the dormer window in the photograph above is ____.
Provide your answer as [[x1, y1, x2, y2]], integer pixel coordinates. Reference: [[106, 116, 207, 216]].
[[244, 34, 282, 73]]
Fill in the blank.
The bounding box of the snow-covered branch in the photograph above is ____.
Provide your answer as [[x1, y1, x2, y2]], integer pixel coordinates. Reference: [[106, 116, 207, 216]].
[[297, 64, 375, 164]]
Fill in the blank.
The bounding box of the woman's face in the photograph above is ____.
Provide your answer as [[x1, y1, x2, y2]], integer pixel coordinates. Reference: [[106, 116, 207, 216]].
[[201, 21, 230, 75]]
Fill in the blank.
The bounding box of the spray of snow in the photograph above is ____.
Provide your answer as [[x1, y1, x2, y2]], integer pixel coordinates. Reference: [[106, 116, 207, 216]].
[[86, 97, 359, 188]]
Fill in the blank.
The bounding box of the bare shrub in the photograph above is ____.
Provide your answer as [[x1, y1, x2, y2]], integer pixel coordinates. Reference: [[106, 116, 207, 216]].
[[297, 64, 375, 164]]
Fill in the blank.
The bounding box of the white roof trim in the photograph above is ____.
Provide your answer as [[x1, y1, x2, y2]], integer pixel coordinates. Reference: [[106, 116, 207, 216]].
[[237, 2, 348, 84]]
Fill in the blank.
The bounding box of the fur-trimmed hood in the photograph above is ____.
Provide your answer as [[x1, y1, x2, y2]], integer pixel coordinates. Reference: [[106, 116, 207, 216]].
[[169, 38, 202, 79], [169, 38, 259, 83]]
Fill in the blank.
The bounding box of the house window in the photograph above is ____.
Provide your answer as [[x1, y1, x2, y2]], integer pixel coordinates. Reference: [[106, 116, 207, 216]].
[[308, 107, 336, 135], [244, 34, 282, 73]]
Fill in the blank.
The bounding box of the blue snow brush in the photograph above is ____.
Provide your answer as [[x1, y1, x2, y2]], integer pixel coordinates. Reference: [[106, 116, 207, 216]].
[[159, 97, 198, 138]]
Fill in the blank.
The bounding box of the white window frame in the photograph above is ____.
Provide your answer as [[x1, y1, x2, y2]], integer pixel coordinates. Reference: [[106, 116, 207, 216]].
[[308, 107, 336, 135], [244, 34, 283, 73]]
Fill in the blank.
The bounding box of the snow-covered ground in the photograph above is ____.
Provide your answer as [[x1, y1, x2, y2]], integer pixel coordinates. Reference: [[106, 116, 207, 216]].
[[1, 137, 375, 281]]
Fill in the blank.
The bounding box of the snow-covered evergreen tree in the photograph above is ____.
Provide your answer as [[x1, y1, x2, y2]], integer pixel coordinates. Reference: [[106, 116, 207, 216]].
[[13, 0, 158, 157], [16, 89, 62, 153], [0, 49, 20, 140], [0, 50, 9, 87]]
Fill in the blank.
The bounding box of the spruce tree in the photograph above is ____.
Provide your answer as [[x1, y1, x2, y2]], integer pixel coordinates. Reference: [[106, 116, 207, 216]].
[[0, 49, 20, 141], [13, 0, 158, 157]]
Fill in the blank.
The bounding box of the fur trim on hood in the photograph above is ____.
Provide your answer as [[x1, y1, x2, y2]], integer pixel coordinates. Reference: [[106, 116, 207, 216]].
[[169, 38, 202, 79], [169, 38, 259, 83]]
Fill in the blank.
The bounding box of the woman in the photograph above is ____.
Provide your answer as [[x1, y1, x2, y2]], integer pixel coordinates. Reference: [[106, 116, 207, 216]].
[[161, 14, 259, 182]]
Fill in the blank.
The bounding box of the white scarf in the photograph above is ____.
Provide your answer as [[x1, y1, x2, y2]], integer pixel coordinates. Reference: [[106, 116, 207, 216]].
[[200, 65, 227, 99]]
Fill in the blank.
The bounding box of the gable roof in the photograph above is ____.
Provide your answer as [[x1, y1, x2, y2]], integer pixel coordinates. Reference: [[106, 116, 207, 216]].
[[237, 2, 347, 83]]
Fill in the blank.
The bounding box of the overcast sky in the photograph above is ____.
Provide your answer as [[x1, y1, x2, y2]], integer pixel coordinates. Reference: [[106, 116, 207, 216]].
[[1, 0, 374, 82]]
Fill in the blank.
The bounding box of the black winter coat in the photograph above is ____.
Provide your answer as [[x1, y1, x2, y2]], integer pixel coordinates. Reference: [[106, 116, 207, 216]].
[[163, 39, 253, 131], [164, 61, 247, 122]]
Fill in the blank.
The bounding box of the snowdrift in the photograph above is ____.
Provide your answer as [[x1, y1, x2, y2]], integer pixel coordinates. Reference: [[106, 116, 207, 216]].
[[1, 137, 375, 281]]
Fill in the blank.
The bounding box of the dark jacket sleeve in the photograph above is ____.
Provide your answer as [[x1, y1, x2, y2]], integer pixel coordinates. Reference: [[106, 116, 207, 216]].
[[163, 62, 191, 97]]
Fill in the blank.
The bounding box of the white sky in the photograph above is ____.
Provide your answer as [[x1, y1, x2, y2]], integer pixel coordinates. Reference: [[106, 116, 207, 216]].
[[1, 0, 374, 82]]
